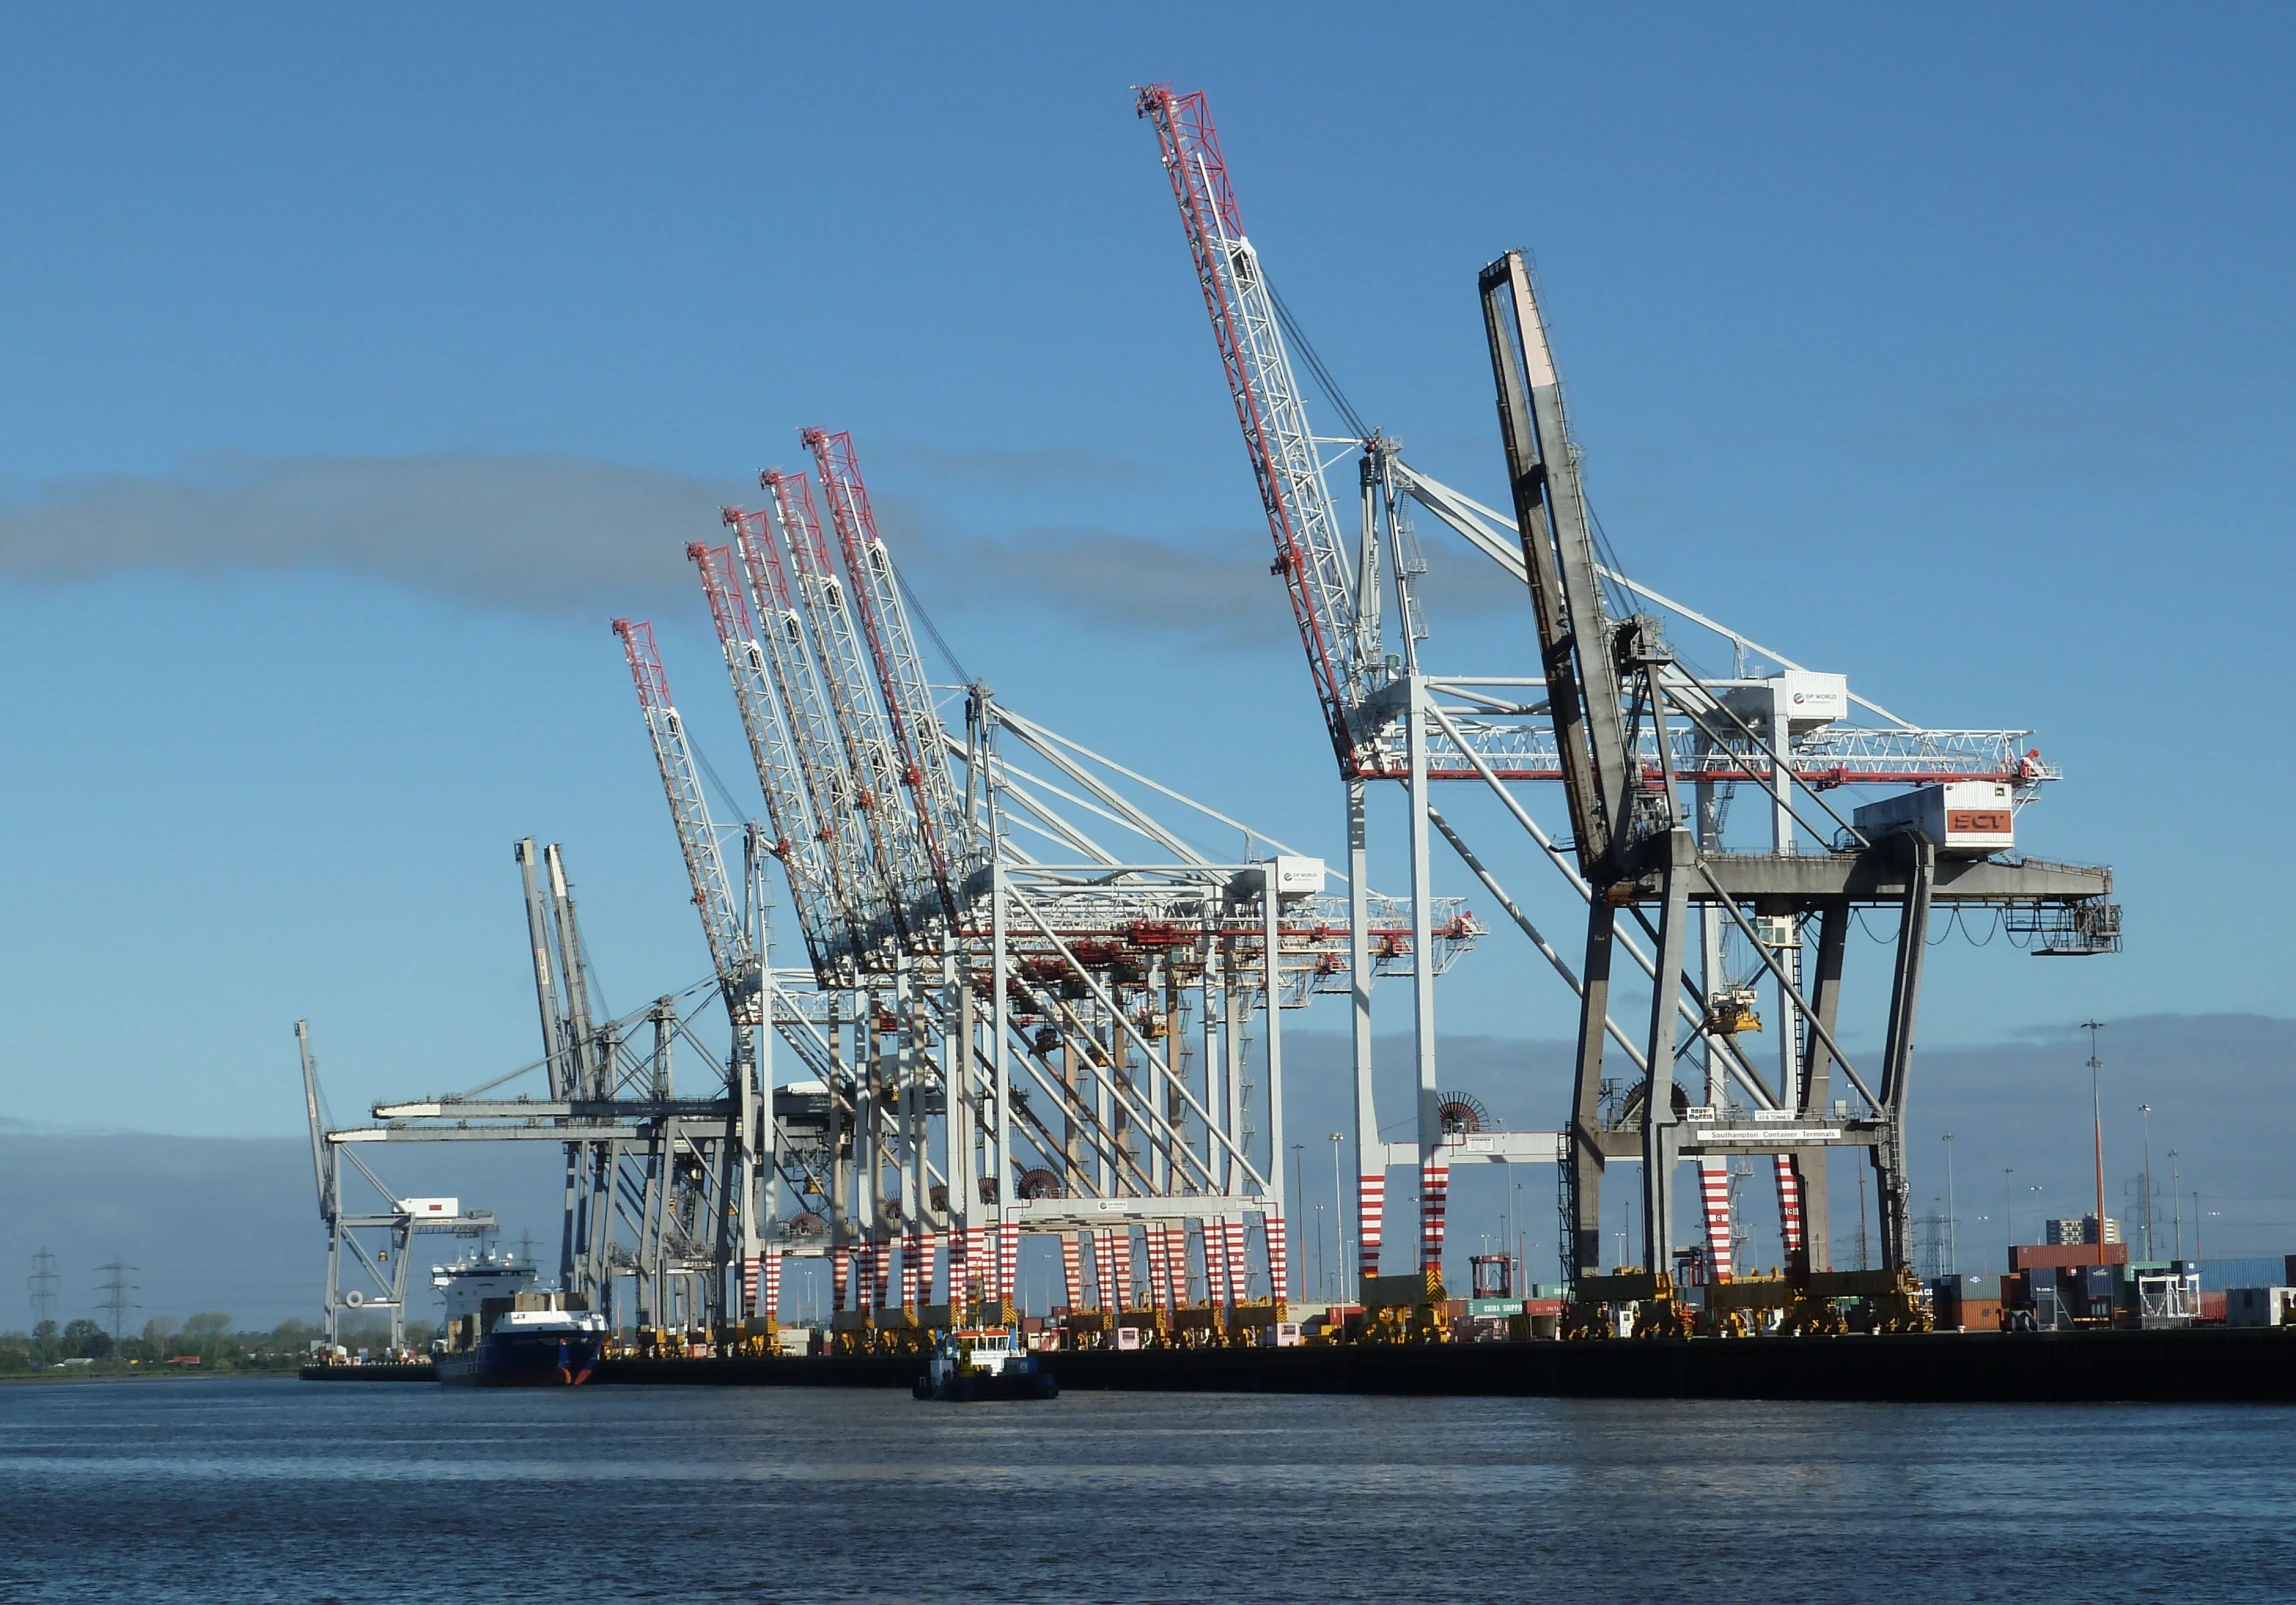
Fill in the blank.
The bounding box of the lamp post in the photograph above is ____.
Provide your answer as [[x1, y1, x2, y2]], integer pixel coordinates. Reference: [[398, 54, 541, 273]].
[[2137, 1104, 2155, 1261], [1328, 1132, 1345, 1303], [1313, 1204, 1326, 1301], [1513, 1181, 1525, 1295], [1942, 1133, 1958, 1277], [1289, 1142, 1305, 1296], [2004, 1167, 2015, 1250], [2081, 1019, 2107, 1262], [2168, 1151, 2182, 1261]]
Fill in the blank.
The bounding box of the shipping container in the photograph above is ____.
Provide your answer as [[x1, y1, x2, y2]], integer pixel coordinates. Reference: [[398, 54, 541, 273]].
[[1852, 781, 2015, 857]]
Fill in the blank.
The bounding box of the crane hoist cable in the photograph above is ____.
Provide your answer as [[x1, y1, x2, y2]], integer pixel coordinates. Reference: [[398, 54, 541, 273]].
[[1270, 282, 1370, 445]]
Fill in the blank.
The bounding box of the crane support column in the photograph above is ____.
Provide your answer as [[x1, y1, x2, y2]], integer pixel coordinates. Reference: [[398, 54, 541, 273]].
[[1567, 906, 1616, 1280], [1407, 675, 1446, 1278], [1640, 830, 1694, 1273], [1789, 900, 1849, 1274], [1874, 834, 1935, 1271], [1346, 780, 1382, 1284]]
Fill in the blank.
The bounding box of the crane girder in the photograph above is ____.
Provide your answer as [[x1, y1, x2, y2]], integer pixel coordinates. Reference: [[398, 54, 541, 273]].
[[806, 428, 986, 932], [613, 619, 761, 1019], [766, 467, 931, 957], [1138, 83, 1378, 777], [693, 529, 850, 977], [1479, 250, 1635, 880], [735, 494, 884, 969]]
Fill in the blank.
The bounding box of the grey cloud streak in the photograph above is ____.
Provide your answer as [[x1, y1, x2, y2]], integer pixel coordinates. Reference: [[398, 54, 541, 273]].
[[0, 451, 1523, 642], [0, 453, 747, 613]]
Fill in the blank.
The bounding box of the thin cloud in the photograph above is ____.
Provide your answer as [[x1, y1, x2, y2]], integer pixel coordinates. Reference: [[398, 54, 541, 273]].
[[866, 440, 1153, 491], [0, 450, 1520, 643], [0, 453, 749, 614]]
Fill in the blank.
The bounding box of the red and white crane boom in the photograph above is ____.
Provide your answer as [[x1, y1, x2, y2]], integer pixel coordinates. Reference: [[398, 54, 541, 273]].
[[727, 498, 884, 967], [612, 618, 761, 1020], [690, 532, 850, 978], [806, 427, 983, 927], [762, 467, 925, 955], [1137, 83, 1376, 777]]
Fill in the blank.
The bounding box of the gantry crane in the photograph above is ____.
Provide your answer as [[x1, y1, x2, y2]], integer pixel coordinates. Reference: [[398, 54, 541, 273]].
[[613, 618, 768, 1319], [1140, 84, 2120, 1306]]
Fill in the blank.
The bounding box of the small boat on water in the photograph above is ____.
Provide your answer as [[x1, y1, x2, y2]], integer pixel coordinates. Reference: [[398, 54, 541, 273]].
[[913, 1327, 1058, 1401], [436, 1309, 608, 1387]]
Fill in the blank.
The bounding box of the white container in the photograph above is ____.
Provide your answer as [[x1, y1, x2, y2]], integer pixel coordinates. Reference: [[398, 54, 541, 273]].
[[396, 1197, 460, 1220], [1775, 670, 1848, 732], [1271, 856, 1326, 896], [1852, 782, 2015, 857], [1720, 670, 1847, 736]]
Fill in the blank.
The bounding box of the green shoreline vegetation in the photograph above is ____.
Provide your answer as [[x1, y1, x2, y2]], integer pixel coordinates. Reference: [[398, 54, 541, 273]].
[[1, 1313, 438, 1379]]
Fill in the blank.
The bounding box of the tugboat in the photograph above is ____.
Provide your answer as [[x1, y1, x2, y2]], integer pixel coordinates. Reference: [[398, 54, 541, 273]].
[[913, 1327, 1058, 1401], [436, 1307, 608, 1386]]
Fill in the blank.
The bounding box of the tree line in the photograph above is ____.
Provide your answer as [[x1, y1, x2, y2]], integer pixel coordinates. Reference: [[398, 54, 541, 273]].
[[0, 1313, 437, 1374]]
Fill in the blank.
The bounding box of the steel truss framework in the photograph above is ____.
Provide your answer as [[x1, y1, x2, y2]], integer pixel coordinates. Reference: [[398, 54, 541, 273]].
[[298, 1021, 497, 1348], [307, 434, 1483, 1343], [1138, 83, 2119, 1304]]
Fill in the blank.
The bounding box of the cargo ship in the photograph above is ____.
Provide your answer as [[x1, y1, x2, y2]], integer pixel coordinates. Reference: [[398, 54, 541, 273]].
[[436, 1307, 609, 1386]]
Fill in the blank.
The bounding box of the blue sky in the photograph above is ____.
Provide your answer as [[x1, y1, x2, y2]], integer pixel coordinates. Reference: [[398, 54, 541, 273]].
[[1, 5, 2291, 1261]]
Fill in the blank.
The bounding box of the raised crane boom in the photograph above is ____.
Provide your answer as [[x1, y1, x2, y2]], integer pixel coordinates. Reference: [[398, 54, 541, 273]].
[[805, 428, 982, 928], [691, 533, 847, 978], [1137, 83, 1374, 777], [762, 467, 921, 957], [612, 617, 762, 1018], [731, 497, 882, 967], [1479, 250, 1635, 880]]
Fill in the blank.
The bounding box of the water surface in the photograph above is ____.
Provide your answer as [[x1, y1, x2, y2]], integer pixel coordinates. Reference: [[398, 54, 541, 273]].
[[3, 1378, 2290, 1600]]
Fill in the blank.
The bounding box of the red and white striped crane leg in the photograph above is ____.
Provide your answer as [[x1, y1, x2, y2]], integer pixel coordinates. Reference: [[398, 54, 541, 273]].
[[1775, 1156, 1806, 1263], [1357, 1171, 1385, 1284], [1419, 1163, 1450, 1277], [1699, 1160, 1734, 1281], [1146, 1225, 1171, 1310], [1264, 1212, 1289, 1305]]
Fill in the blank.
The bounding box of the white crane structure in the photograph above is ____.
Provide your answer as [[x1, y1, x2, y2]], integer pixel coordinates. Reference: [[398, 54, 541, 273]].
[[1138, 82, 2117, 1320], [666, 436, 1483, 1348]]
